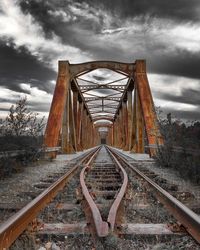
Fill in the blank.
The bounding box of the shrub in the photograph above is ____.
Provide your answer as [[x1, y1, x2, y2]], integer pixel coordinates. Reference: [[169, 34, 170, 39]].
[[0, 97, 45, 178]]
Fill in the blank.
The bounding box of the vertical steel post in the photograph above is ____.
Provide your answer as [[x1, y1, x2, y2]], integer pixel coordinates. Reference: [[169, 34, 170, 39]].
[[122, 101, 126, 150], [77, 101, 83, 151], [44, 61, 70, 158], [69, 89, 77, 152], [127, 90, 133, 151], [62, 89, 70, 153], [135, 60, 163, 156], [130, 88, 137, 152], [135, 87, 144, 153], [73, 90, 78, 146]]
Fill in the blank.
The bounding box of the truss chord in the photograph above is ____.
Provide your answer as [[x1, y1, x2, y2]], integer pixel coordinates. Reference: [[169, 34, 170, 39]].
[[77, 76, 128, 86], [44, 60, 163, 157]]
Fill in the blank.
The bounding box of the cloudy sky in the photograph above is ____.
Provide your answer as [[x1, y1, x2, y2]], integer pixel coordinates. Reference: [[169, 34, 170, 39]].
[[0, 0, 200, 122]]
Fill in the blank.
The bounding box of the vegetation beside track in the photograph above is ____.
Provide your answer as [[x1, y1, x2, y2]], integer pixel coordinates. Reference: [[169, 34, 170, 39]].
[[0, 97, 45, 179], [156, 111, 200, 184]]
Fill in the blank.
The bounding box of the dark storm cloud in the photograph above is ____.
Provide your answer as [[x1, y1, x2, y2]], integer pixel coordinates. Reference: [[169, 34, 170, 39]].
[[82, 0, 200, 22], [20, 0, 200, 24], [19, 0, 107, 43], [81, 47, 200, 81], [18, 0, 200, 81], [19, 0, 54, 38], [0, 0, 200, 121], [148, 50, 200, 80], [154, 87, 200, 106], [19, 3, 200, 82], [0, 42, 56, 94]]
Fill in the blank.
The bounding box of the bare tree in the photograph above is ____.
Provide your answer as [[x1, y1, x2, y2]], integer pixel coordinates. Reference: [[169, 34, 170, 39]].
[[0, 97, 46, 178], [3, 97, 45, 137]]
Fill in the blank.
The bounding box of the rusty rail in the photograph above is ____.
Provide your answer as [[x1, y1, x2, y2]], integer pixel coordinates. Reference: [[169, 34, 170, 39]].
[[80, 147, 128, 236], [106, 147, 128, 231], [108, 146, 200, 244], [0, 146, 100, 249], [80, 165, 109, 236]]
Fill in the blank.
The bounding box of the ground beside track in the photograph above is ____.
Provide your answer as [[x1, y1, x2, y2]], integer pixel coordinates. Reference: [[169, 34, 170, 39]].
[[0, 149, 92, 204], [1, 146, 200, 249], [112, 147, 200, 202]]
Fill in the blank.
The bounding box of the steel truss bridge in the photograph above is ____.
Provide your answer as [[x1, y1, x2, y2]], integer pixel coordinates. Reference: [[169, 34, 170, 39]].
[[44, 60, 163, 157]]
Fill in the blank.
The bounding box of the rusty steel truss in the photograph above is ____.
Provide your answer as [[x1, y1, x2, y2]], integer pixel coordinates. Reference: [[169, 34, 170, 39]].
[[44, 60, 163, 157]]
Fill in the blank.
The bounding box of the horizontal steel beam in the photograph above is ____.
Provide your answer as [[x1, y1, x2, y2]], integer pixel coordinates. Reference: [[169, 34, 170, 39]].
[[85, 97, 121, 102], [70, 60, 135, 77]]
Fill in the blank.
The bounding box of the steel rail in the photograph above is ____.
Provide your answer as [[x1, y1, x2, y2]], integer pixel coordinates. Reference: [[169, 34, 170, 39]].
[[108, 146, 200, 244], [80, 147, 128, 236], [0, 146, 101, 249], [80, 165, 109, 236], [106, 147, 128, 231]]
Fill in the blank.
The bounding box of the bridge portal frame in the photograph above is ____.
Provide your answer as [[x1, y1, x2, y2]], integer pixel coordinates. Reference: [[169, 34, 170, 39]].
[[44, 60, 163, 157]]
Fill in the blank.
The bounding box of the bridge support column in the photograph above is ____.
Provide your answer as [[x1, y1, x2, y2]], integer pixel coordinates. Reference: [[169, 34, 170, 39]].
[[130, 87, 137, 152], [135, 86, 144, 153], [117, 114, 121, 148], [84, 113, 88, 149], [73, 90, 78, 146], [122, 103, 125, 149], [111, 125, 114, 146], [69, 89, 77, 152], [44, 61, 70, 158], [107, 126, 112, 146], [122, 100, 129, 150], [62, 90, 70, 153], [135, 60, 163, 156], [118, 109, 122, 148], [127, 89, 133, 151], [81, 108, 86, 149], [77, 101, 83, 151], [87, 116, 92, 148], [129, 83, 145, 153], [62, 88, 77, 153], [113, 116, 118, 147], [88, 119, 91, 148]]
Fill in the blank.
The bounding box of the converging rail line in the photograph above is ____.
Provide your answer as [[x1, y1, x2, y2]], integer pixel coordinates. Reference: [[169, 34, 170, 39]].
[[0, 147, 100, 249], [0, 146, 200, 249], [80, 146, 128, 237], [107, 146, 200, 244]]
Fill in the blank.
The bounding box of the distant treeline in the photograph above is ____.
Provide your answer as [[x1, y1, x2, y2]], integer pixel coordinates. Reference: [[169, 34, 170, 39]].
[[156, 112, 200, 184]]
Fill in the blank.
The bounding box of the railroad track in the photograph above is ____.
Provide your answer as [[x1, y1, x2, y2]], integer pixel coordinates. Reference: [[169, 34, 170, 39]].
[[80, 146, 128, 238], [0, 146, 200, 249], [0, 146, 100, 249]]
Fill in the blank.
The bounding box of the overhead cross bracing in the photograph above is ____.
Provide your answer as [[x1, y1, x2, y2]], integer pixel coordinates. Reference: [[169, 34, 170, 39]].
[[44, 60, 163, 158], [75, 72, 129, 124]]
